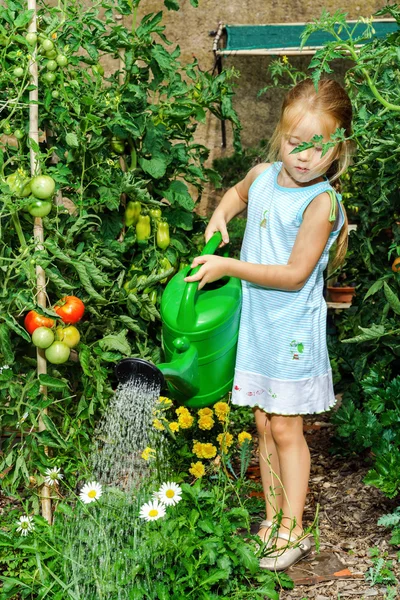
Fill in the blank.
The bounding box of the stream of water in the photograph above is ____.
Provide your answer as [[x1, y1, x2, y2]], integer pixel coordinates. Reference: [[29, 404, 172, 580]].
[[60, 377, 166, 598]]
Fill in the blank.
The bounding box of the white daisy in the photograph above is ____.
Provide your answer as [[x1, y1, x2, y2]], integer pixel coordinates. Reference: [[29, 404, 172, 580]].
[[79, 481, 103, 504], [44, 467, 64, 486], [139, 500, 166, 521], [157, 481, 182, 506], [16, 515, 35, 536]]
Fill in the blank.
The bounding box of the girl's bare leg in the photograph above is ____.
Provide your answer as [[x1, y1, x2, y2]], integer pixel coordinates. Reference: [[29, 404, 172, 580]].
[[254, 408, 283, 541], [270, 414, 310, 545]]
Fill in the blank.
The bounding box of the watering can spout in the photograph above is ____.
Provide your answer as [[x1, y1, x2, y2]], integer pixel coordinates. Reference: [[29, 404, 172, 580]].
[[157, 336, 199, 400], [114, 336, 199, 402]]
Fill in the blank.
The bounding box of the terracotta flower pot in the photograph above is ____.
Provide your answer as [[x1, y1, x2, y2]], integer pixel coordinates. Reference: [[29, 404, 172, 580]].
[[327, 286, 356, 303]]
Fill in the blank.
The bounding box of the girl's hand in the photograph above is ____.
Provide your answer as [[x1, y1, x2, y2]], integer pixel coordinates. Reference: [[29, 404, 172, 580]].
[[205, 215, 229, 247], [184, 255, 229, 290]]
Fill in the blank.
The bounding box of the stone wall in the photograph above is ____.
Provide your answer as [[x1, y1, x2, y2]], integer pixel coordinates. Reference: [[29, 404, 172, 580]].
[[126, 1, 388, 211]]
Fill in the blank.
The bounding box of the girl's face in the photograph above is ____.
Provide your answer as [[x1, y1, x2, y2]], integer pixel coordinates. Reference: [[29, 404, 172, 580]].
[[279, 110, 338, 188]]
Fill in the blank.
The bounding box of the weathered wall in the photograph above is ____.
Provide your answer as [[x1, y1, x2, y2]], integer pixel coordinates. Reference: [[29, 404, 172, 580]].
[[127, 1, 388, 210]]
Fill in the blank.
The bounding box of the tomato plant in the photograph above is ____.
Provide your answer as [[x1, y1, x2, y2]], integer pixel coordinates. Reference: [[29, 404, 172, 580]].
[[0, 0, 240, 507]]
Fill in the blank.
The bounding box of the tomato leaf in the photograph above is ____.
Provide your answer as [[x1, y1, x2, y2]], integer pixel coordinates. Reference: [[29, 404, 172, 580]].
[[364, 278, 384, 300], [41, 414, 67, 449], [14, 9, 35, 28], [383, 282, 400, 315], [38, 374, 68, 390], [98, 330, 131, 355], [0, 314, 30, 342], [0, 323, 14, 364]]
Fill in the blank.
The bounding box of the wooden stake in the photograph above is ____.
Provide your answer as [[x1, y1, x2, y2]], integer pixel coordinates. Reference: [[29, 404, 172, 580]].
[[27, 0, 52, 525]]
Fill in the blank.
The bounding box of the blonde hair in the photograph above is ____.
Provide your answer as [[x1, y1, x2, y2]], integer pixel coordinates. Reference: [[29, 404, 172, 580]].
[[268, 78, 354, 268]]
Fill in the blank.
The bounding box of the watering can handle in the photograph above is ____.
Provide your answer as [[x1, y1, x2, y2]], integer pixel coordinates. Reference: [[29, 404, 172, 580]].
[[176, 232, 223, 330]]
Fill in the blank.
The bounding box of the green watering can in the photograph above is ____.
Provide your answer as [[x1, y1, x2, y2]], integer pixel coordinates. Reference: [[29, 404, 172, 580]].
[[115, 232, 242, 407]]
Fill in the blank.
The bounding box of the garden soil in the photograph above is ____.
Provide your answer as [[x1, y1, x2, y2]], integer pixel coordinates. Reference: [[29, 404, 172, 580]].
[[247, 402, 400, 599]]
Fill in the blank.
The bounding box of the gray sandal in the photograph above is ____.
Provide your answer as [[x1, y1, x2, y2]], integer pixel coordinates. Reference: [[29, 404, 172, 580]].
[[259, 531, 312, 571], [254, 519, 278, 552]]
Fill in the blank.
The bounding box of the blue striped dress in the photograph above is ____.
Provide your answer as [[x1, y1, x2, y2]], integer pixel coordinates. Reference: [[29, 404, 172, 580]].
[[231, 162, 344, 415]]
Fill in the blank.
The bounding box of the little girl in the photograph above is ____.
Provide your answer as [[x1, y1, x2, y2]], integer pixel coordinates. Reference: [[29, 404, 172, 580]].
[[185, 78, 353, 570]]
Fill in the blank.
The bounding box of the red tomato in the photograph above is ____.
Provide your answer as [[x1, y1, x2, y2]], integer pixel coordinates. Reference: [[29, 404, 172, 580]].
[[54, 296, 85, 324], [24, 310, 55, 335]]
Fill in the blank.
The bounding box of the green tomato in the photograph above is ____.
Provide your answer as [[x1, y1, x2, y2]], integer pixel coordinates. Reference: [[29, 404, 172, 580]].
[[56, 54, 68, 67], [13, 67, 24, 78], [45, 341, 70, 364], [30, 175, 55, 199], [45, 49, 57, 59], [51, 89, 59, 98], [6, 173, 31, 197], [43, 71, 56, 83], [41, 39, 54, 52], [32, 326, 54, 349], [46, 60, 57, 71], [28, 200, 52, 218], [13, 129, 24, 140], [55, 325, 80, 348], [25, 32, 37, 45]]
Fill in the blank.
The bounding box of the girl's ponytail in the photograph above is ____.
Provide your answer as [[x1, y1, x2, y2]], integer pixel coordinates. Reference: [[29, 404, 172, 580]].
[[331, 204, 348, 270]]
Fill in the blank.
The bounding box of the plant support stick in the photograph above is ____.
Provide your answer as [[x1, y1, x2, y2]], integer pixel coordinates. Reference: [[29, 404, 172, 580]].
[[28, 0, 52, 525]]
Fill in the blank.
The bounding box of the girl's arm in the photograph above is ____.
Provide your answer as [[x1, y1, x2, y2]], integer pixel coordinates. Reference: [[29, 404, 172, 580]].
[[205, 163, 270, 244], [186, 191, 335, 291]]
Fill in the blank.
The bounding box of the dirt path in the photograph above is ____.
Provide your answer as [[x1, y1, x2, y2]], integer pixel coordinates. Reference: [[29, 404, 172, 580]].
[[255, 413, 400, 599]]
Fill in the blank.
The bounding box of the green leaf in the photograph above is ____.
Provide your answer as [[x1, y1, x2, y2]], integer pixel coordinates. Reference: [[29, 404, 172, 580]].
[[0, 314, 30, 342], [342, 324, 387, 344], [0, 323, 14, 364], [364, 278, 384, 300], [98, 329, 131, 355], [119, 315, 144, 335], [38, 374, 68, 390], [65, 132, 79, 148], [383, 282, 400, 315], [138, 155, 168, 179], [14, 9, 35, 28], [79, 344, 91, 376], [41, 414, 67, 449], [162, 180, 195, 211]]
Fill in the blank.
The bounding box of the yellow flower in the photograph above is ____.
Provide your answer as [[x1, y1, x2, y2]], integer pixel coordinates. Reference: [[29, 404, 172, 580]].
[[178, 413, 194, 429], [141, 447, 156, 460], [153, 419, 165, 431], [282, 55, 289, 64], [214, 401, 230, 422], [198, 407, 213, 417], [201, 443, 217, 459], [192, 442, 217, 459], [192, 441, 203, 458], [176, 406, 190, 416], [159, 396, 173, 406], [238, 431, 252, 446], [169, 421, 179, 432], [198, 415, 214, 430], [217, 432, 234, 453], [189, 461, 205, 478]]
